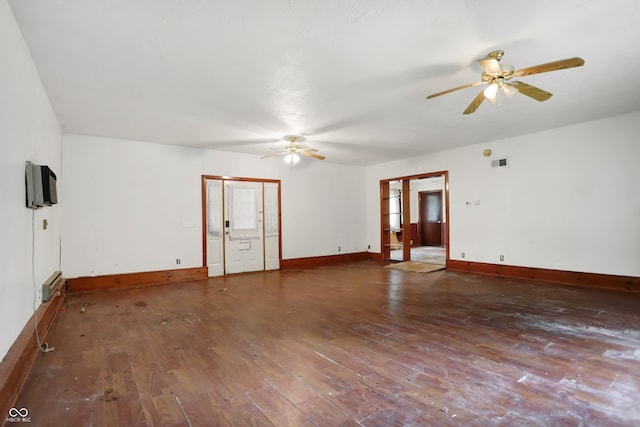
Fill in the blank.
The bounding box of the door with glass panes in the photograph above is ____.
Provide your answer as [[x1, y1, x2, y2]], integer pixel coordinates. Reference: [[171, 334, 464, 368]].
[[204, 178, 280, 276]]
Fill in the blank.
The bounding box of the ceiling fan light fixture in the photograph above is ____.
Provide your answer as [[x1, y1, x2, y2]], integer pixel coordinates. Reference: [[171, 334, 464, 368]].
[[284, 153, 300, 165], [501, 83, 517, 99], [483, 83, 499, 99]]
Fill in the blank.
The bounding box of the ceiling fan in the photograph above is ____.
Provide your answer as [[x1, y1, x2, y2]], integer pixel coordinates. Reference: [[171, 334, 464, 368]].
[[261, 136, 325, 165], [426, 50, 585, 114]]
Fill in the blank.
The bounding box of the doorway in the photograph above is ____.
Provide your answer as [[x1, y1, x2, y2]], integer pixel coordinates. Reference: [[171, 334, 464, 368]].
[[380, 171, 449, 265], [419, 190, 443, 246], [202, 176, 281, 276]]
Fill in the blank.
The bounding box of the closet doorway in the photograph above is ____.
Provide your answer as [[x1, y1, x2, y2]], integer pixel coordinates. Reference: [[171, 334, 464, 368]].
[[202, 176, 281, 276]]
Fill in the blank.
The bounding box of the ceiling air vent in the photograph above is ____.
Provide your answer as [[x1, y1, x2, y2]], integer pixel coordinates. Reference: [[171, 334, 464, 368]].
[[491, 158, 508, 168]]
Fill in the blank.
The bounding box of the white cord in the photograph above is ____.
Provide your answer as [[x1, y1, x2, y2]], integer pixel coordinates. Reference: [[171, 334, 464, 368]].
[[32, 208, 54, 353]]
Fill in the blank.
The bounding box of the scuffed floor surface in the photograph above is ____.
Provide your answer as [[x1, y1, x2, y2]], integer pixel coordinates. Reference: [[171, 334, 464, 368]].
[[12, 261, 640, 426]]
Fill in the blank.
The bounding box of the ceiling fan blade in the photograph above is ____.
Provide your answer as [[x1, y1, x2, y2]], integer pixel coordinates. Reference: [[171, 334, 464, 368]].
[[510, 81, 553, 102], [514, 57, 585, 77], [299, 151, 325, 160], [426, 81, 483, 99], [463, 90, 486, 114], [260, 151, 288, 159], [299, 148, 318, 153], [477, 58, 502, 75]]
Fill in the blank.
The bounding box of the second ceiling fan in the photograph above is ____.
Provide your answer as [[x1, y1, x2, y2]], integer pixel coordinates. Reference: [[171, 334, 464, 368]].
[[426, 50, 585, 114], [261, 136, 325, 165]]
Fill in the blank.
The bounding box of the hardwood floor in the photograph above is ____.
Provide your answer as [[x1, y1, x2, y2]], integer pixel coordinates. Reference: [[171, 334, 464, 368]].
[[10, 261, 640, 426]]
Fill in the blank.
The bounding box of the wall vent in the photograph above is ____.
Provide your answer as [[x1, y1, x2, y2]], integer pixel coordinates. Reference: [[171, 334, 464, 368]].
[[491, 158, 508, 168]]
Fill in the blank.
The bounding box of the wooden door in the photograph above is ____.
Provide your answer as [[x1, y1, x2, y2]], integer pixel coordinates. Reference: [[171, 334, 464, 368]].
[[419, 190, 442, 246]]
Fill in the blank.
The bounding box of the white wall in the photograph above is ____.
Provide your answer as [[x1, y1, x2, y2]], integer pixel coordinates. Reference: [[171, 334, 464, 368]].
[[366, 112, 640, 277], [61, 134, 366, 277], [0, 1, 62, 360]]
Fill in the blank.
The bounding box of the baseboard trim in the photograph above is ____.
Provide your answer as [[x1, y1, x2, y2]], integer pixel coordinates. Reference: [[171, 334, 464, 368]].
[[67, 267, 208, 292], [368, 252, 383, 262], [281, 252, 371, 270], [447, 260, 639, 292], [0, 288, 64, 420]]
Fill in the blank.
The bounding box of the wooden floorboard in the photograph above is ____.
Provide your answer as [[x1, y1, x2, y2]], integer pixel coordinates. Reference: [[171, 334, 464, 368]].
[[9, 261, 640, 426]]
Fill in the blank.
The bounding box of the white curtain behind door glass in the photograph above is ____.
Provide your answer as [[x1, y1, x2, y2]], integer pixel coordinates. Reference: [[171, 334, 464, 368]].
[[229, 186, 259, 239], [207, 180, 223, 237], [264, 183, 279, 237]]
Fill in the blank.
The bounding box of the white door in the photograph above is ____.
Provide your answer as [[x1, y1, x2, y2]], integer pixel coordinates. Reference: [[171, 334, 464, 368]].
[[206, 179, 224, 277], [224, 181, 264, 274], [264, 182, 280, 270], [205, 179, 280, 276]]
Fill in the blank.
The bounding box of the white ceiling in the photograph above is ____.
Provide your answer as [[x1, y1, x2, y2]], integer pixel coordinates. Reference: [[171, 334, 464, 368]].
[[9, 0, 640, 165]]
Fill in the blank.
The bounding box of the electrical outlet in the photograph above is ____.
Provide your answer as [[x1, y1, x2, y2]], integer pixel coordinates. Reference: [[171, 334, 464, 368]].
[[461, 252, 465, 258], [338, 246, 341, 252], [499, 255, 504, 261], [176, 258, 181, 265], [368, 244, 371, 250]]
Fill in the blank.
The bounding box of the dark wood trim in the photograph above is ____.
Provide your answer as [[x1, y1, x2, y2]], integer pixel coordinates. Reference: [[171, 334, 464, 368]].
[[442, 172, 450, 264], [0, 287, 64, 419], [380, 181, 391, 261], [277, 183, 283, 263], [402, 179, 411, 261], [201, 175, 208, 267], [201, 175, 281, 184], [66, 267, 207, 292], [281, 252, 370, 270], [447, 260, 640, 292], [383, 170, 449, 183], [368, 252, 383, 262]]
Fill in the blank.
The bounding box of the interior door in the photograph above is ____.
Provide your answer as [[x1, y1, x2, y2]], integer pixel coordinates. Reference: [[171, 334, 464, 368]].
[[224, 181, 264, 274], [206, 179, 224, 277], [419, 190, 443, 246], [263, 182, 280, 270]]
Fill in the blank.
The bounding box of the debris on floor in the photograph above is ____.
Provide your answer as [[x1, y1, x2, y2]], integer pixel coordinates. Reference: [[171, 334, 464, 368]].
[[101, 388, 119, 403]]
